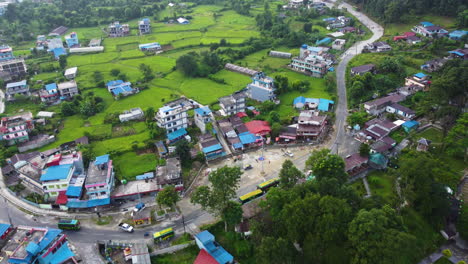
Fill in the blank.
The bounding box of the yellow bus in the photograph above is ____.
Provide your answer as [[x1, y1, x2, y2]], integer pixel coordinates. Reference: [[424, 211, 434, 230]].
[[239, 189, 263, 204], [257, 178, 280, 191], [153, 228, 174, 242]]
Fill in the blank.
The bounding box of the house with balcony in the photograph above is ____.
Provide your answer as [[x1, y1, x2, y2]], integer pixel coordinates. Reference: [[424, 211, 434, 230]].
[[108, 21, 130, 37], [106, 80, 138, 97], [0, 112, 34, 146], [246, 72, 276, 102], [65, 32, 79, 48], [156, 98, 195, 134], [5, 80, 30, 101], [0, 225, 78, 264], [219, 91, 246, 116], [195, 106, 212, 133], [291, 44, 333, 78], [84, 154, 115, 202], [296, 111, 327, 140], [0, 58, 27, 78], [58, 80, 79, 99], [364, 41, 392, 53], [0, 45, 14, 61], [119, 108, 144, 122], [412, 22, 448, 38], [404, 72, 431, 91], [139, 18, 151, 34], [40, 83, 60, 103], [40, 163, 75, 198]]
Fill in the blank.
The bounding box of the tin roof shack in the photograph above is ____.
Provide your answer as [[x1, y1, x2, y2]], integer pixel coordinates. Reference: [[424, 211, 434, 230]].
[[132, 209, 152, 227], [156, 157, 182, 188], [344, 153, 369, 177]]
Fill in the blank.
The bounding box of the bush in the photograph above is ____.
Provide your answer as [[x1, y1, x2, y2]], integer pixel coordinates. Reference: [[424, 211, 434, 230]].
[[442, 249, 452, 258]]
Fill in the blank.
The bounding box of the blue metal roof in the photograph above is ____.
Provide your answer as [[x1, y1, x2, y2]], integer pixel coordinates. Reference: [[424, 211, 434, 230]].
[[94, 154, 110, 165], [449, 50, 465, 56], [0, 223, 11, 237], [316, 37, 332, 45], [420, 21, 434, 27], [293, 96, 305, 105], [195, 106, 212, 116], [45, 83, 58, 91], [414, 72, 426, 78], [39, 228, 62, 251], [66, 197, 110, 208], [195, 230, 214, 244], [6, 80, 26, 88], [202, 144, 222, 154], [26, 242, 40, 255], [402, 120, 419, 128], [233, 142, 243, 149], [136, 172, 154, 180], [167, 128, 187, 141], [318, 99, 334, 111], [139, 42, 161, 49], [40, 164, 73, 181], [449, 30, 467, 37], [239, 133, 256, 145], [52, 48, 67, 59], [44, 241, 75, 264], [107, 80, 124, 87], [66, 186, 82, 197], [195, 231, 233, 264]]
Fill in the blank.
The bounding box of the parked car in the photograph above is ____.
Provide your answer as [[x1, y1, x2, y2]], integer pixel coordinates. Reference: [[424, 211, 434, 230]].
[[285, 150, 294, 157], [133, 202, 146, 212], [118, 223, 134, 233], [244, 164, 253, 170]]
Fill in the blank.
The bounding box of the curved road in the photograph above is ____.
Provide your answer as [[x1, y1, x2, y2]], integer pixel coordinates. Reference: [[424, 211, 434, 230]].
[[0, 0, 384, 257]]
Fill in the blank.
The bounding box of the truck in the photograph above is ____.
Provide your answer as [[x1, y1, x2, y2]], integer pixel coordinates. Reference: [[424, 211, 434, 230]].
[[118, 223, 134, 233]]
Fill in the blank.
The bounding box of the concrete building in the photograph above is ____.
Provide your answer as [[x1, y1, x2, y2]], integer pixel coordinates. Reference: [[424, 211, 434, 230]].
[[156, 98, 195, 134], [85, 154, 115, 201], [58, 80, 79, 99], [219, 91, 246, 116], [40, 83, 60, 103], [404, 72, 431, 91], [296, 111, 327, 140], [64, 67, 78, 79], [155, 157, 182, 188], [5, 80, 30, 101], [332, 39, 346, 50], [40, 163, 76, 197], [412, 21, 448, 38], [139, 18, 151, 34], [108, 21, 130, 37], [291, 45, 333, 78], [65, 32, 79, 48], [0, 45, 14, 61], [119, 108, 144, 122], [364, 41, 392, 53], [246, 72, 276, 102], [194, 106, 212, 133], [0, 58, 27, 77], [0, 112, 34, 146]]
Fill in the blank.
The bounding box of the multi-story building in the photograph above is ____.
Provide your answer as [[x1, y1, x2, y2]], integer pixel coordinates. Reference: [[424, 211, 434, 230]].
[[404, 72, 431, 91], [194, 106, 212, 133], [0, 45, 14, 61], [219, 91, 246, 116], [0, 225, 78, 264], [296, 110, 327, 140], [108, 21, 130, 37], [64, 67, 78, 79], [65, 31, 79, 48], [156, 98, 194, 134], [40, 83, 60, 103], [40, 163, 76, 197], [58, 80, 79, 99], [0, 112, 34, 146], [85, 154, 115, 201], [5, 80, 30, 101], [246, 72, 276, 102], [155, 157, 182, 188], [291, 45, 333, 78], [412, 21, 448, 38], [139, 18, 151, 34], [0, 58, 27, 77]]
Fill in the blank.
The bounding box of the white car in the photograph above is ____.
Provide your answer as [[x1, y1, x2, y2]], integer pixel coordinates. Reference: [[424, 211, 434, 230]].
[[118, 223, 134, 233], [285, 150, 294, 157]]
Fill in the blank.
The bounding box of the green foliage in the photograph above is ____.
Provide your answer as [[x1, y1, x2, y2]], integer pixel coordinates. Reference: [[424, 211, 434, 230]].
[[175, 140, 191, 165], [139, 63, 154, 82], [278, 159, 304, 189], [176, 51, 223, 78], [458, 206, 468, 240], [359, 143, 370, 157], [59, 55, 67, 69], [157, 186, 180, 209], [110, 68, 121, 77], [61, 102, 77, 116], [442, 249, 452, 258], [347, 111, 369, 127], [445, 113, 468, 160]]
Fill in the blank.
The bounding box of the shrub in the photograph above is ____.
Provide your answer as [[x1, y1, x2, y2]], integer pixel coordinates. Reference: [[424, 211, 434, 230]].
[[442, 249, 452, 258]]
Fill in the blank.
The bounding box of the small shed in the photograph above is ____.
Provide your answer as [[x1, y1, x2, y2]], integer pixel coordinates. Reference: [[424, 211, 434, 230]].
[[416, 138, 431, 152], [133, 209, 152, 226], [402, 120, 419, 133]]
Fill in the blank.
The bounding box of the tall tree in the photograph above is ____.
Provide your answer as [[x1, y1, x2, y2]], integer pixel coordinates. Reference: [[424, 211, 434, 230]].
[[278, 159, 304, 189], [157, 185, 180, 209], [59, 55, 67, 69]]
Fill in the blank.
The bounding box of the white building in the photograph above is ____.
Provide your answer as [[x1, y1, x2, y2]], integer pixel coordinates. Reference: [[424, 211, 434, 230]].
[[156, 98, 194, 134], [64, 67, 78, 79], [219, 91, 246, 116], [119, 108, 144, 122], [40, 164, 75, 197], [246, 72, 276, 102], [194, 106, 212, 133], [57, 80, 79, 99]]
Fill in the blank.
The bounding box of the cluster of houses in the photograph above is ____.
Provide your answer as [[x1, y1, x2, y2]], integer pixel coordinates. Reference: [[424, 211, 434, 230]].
[[290, 44, 335, 78], [0, 45, 27, 82], [35, 27, 104, 58], [392, 21, 467, 46], [284, 0, 326, 12], [323, 16, 352, 30], [0, 223, 79, 263], [420, 46, 468, 72]]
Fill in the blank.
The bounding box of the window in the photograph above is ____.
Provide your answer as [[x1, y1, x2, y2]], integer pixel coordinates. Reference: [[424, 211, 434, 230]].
[[50, 192, 57, 196], [61, 184, 67, 187]]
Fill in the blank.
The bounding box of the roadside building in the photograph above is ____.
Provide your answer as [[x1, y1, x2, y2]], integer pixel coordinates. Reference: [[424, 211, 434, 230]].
[[364, 41, 392, 53], [351, 64, 375, 76], [363, 93, 406, 115], [199, 133, 226, 161], [58, 80, 79, 99], [344, 153, 368, 176], [5, 80, 30, 101], [108, 21, 130, 37], [195, 231, 234, 264], [362, 118, 398, 140], [219, 91, 246, 116], [195, 106, 212, 133], [156, 98, 195, 134], [139, 18, 151, 34], [155, 157, 182, 188], [246, 72, 276, 102], [296, 111, 327, 140], [84, 154, 115, 202], [40, 163, 76, 198], [245, 120, 271, 136], [332, 39, 346, 50], [119, 108, 144, 122], [64, 67, 78, 79]]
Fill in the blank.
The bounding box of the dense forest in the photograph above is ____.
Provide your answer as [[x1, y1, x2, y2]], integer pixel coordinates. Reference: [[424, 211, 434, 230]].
[[348, 0, 467, 24]]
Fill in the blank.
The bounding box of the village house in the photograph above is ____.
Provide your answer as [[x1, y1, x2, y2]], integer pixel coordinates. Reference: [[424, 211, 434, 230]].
[[64, 67, 78, 79], [393, 32, 416, 41], [397, 85, 423, 96], [364, 41, 392, 53], [402, 120, 419, 133], [65, 32, 79, 48], [156, 98, 195, 134], [36, 35, 47, 50], [291, 44, 333, 78], [40, 83, 60, 103], [5, 80, 30, 101], [332, 39, 346, 50], [344, 153, 369, 177], [218, 91, 247, 116], [199, 133, 226, 161], [155, 157, 182, 188], [195, 106, 212, 133], [363, 93, 406, 115], [246, 72, 277, 102], [138, 18, 151, 34], [351, 64, 375, 76], [287, 0, 304, 8], [448, 30, 468, 40], [0, 112, 34, 146], [177, 17, 189, 24], [49, 26, 68, 37], [420, 58, 448, 72], [326, 16, 351, 30], [69, 46, 104, 54], [47, 37, 67, 59], [417, 138, 431, 152], [404, 72, 431, 91], [119, 107, 144, 122], [269, 50, 292, 58], [340, 26, 357, 33], [106, 80, 138, 97], [406, 35, 422, 45], [448, 48, 468, 59], [370, 136, 396, 155], [40, 163, 76, 198], [0, 225, 78, 263], [0, 45, 14, 61], [139, 42, 161, 52], [0, 58, 27, 77], [88, 38, 102, 47], [108, 21, 130, 37], [6, 151, 45, 194], [194, 231, 234, 264], [362, 118, 399, 141], [296, 111, 327, 140], [386, 103, 415, 120], [58, 80, 79, 99], [412, 22, 448, 38]]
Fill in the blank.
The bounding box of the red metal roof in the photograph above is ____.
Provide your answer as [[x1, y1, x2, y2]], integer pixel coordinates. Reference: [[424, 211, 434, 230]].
[[194, 249, 219, 264], [55, 191, 68, 205], [245, 120, 271, 136], [236, 112, 247, 118]]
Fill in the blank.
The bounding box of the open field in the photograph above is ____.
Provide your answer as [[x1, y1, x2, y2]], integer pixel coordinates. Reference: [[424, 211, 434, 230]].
[[383, 15, 457, 37], [113, 152, 157, 180]]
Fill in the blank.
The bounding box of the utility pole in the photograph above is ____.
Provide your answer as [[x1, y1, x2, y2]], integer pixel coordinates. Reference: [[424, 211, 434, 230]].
[[335, 142, 340, 155]]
